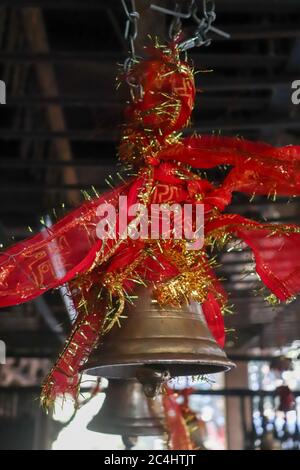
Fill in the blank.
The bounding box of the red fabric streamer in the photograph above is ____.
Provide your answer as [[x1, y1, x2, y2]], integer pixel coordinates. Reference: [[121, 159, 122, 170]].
[[202, 293, 226, 348], [41, 271, 107, 406], [206, 214, 300, 302], [159, 135, 300, 197], [163, 387, 194, 450], [0, 182, 132, 308]]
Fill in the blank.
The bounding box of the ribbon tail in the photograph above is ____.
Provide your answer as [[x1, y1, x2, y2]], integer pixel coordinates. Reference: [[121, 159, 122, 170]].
[[202, 293, 226, 348], [207, 214, 300, 302], [163, 387, 194, 450], [41, 280, 107, 409]]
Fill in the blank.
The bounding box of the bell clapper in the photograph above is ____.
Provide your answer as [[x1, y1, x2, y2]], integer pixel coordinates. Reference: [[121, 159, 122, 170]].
[[122, 435, 138, 450], [136, 366, 171, 398]]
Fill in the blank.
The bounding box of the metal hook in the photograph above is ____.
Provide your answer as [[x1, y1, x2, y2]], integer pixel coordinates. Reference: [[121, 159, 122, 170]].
[[179, 0, 230, 51], [151, 0, 197, 40], [203, 0, 215, 18], [151, 0, 230, 50]]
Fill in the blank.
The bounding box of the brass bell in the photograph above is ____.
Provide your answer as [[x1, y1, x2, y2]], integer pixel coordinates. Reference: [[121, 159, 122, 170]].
[[87, 379, 165, 436], [84, 287, 234, 387]]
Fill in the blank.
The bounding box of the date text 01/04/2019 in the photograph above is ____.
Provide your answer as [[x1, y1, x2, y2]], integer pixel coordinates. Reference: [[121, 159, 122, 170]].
[[104, 454, 196, 467]]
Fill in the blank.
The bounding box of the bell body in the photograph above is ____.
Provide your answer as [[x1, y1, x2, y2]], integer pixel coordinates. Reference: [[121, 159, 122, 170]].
[[84, 287, 234, 379], [87, 379, 164, 436]]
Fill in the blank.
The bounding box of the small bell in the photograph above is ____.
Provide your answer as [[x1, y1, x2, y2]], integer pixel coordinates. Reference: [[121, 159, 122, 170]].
[[87, 379, 164, 436], [83, 287, 234, 394]]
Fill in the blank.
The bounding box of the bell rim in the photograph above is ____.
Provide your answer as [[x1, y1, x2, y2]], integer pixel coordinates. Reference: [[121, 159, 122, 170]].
[[87, 419, 165, 436], [83, 356, 236, 377]]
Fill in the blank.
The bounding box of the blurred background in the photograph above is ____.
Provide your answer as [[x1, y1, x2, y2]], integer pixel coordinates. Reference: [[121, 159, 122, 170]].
[[0, 0, 300, 450]]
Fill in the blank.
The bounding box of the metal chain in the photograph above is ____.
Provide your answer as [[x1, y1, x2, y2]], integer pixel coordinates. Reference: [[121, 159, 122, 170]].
[[121, 0, 143, 101], [121, 0, 140, 70], [150, 0, 230, 51]]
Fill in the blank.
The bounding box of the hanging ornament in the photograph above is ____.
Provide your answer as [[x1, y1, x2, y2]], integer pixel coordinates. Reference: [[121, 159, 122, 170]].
[[0, 10, 300, 407]]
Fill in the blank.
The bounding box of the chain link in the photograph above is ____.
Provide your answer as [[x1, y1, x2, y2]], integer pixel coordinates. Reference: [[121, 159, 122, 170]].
[[121, 0, 139, 65], [121, 0, 143, 101]]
